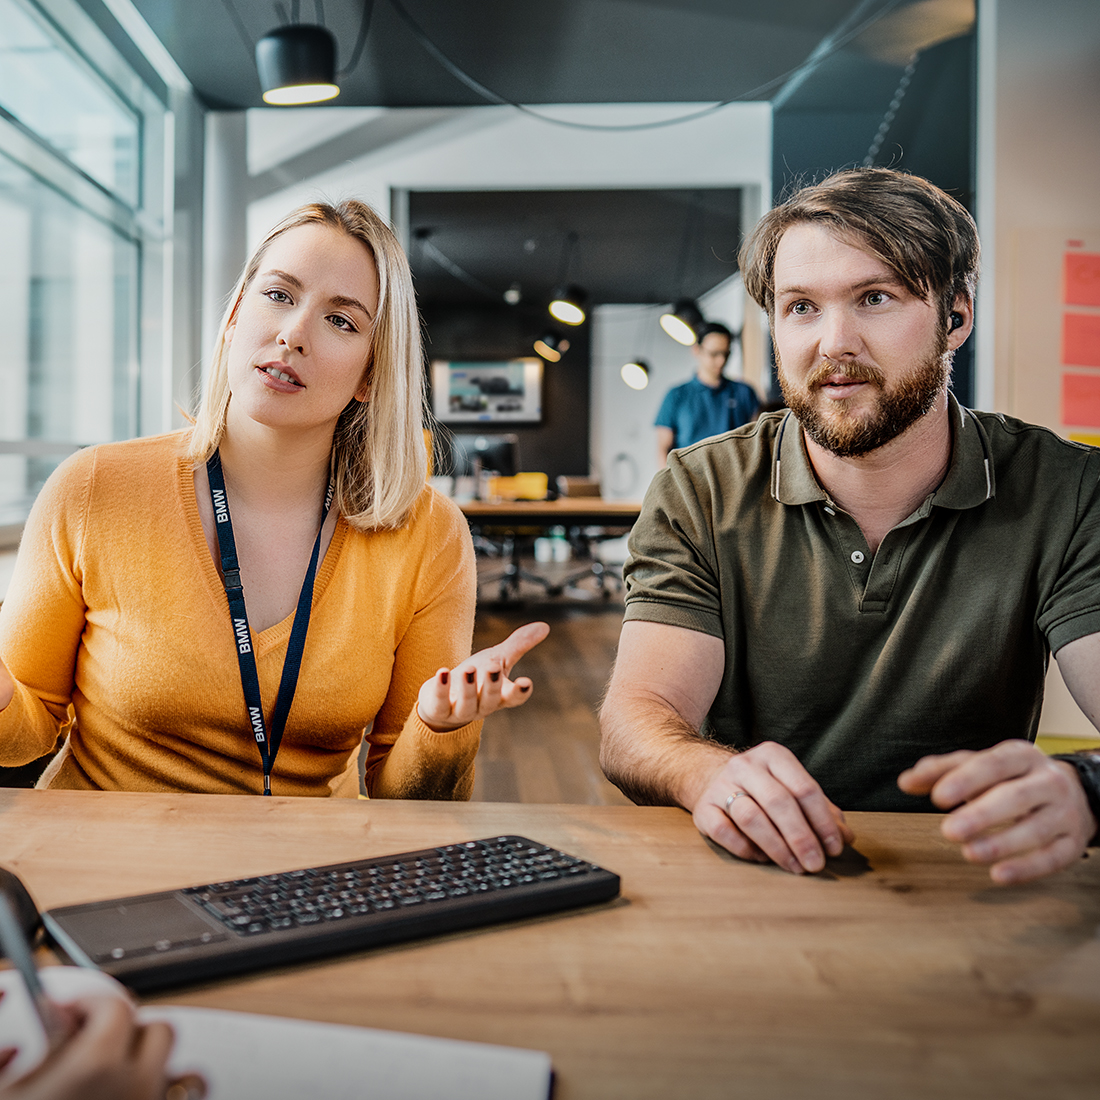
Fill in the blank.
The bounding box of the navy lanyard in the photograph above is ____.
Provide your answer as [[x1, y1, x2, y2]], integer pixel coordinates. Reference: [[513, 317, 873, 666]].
[[206, 451, 333, 795]]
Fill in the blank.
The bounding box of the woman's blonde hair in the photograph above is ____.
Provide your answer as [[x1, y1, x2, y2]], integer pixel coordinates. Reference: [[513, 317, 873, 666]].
[[187, 199, 428, 531]]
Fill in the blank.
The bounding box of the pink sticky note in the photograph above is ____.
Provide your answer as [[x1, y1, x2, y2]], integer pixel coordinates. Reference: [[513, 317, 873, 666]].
[[1065, 253, 1100, 307], [1062, 373, 1100, 428], [1063, 313, 1100, 367]]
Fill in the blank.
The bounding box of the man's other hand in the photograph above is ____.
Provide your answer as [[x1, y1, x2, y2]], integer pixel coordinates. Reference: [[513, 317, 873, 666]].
[[693, 742, 855, 874], [897, 739, 1097, 884]]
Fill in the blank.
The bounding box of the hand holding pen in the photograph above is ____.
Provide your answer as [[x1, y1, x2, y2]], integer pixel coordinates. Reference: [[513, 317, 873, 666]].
[[0, 895, 204, 1100]]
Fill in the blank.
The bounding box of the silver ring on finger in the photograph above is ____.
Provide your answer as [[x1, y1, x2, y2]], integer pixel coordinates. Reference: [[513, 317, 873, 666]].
[[725, 790, 750, 814]]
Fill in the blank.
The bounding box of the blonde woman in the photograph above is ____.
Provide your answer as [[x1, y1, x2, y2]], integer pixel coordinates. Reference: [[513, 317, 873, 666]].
[[0, 199, 545, 797]]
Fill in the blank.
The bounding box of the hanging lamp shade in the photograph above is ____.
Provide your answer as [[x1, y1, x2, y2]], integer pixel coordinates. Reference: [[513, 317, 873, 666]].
[[548, 284, 588, 326], [659, 299, 704, 346], [621, 359, 650, 390], [533, 331, 571, 362], [256, 25, 340, 105]]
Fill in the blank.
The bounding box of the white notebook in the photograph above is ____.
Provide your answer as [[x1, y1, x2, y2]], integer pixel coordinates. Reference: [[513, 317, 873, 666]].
[[0, 967, 552, 1100]]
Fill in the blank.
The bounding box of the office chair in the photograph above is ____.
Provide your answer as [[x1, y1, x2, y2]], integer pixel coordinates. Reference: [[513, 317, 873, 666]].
[[552, 477, 627, 599]]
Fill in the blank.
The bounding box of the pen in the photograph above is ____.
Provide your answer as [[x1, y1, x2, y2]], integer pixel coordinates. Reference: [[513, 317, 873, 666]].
[[0, 893, 69, 1052]]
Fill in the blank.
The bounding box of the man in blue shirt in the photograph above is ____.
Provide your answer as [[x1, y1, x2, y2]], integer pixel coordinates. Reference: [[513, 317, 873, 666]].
[[654, 322, 760, 467]]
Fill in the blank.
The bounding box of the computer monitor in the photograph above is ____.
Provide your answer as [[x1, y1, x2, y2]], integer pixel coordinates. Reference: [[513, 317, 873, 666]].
[[449, 433, 520, 478]]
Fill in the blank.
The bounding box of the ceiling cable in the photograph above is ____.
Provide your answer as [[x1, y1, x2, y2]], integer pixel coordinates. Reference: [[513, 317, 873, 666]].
[[416, 231, 502, 302], [385, 0, 906, 133], [863, 51, 920, 166], [672, 199, 702, 298], [555, 232, 578, 287], [339, 0, 376, 77], [220, 0, 256, 57]]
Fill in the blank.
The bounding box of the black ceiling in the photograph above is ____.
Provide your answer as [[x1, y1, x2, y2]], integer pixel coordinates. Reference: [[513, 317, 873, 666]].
[[408, 188, 742, 310], [100, 0, 975, 311], [121, 0, 958, 112]]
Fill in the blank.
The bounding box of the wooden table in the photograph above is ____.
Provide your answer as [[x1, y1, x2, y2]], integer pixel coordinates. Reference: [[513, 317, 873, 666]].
[[459, 498, 643, 527], [2, 790, 1099, 1099]]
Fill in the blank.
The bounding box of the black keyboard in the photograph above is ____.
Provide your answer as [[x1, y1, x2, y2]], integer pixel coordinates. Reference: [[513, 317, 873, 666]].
[[43, 836, 620, 992]]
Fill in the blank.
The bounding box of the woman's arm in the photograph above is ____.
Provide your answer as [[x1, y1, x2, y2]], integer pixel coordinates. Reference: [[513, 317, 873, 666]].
[[362, 494, 547, 799], [0, 455, 91, 766], [362, 494, 482, 799]]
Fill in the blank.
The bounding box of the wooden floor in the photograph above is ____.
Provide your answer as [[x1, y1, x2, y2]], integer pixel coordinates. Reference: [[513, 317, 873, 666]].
[[470, 590, 631, 806]]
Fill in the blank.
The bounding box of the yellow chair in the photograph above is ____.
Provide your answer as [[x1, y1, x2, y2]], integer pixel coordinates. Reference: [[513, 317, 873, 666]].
[[475, 473, 556, 601], [485, 472, 548, 501]]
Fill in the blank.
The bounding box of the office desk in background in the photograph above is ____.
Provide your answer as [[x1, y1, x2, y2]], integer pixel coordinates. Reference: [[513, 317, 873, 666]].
[[1, 790, 1098, 1099], [459, 499, 642, 600], [458, 497, 642, 528]]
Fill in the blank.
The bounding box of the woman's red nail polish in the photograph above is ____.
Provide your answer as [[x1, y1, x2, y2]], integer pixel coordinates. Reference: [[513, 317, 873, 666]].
[[489, 670, 501, 682], [519, 683, 531, 692], [465, 670, 476, 684], [440, 670, 449, 685]]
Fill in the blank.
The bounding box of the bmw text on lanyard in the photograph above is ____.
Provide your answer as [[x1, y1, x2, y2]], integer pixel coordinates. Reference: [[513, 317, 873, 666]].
[[207, 450, 334, 795]]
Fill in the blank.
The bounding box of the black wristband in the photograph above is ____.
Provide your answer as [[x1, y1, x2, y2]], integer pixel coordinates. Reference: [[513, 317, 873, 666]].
[[1050, 752, 1100, 847]]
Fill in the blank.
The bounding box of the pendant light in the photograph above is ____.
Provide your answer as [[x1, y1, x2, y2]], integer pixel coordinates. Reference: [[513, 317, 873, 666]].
[[621, 359, 650, 390], [660, 197, 705, 345], [256, 25, 340, 105], [548, 232, 588, 326], [659, 299, 705, 346], [534, 331, 571, 362], [548, 286, 588, 327], [622, 308, 656, 389]]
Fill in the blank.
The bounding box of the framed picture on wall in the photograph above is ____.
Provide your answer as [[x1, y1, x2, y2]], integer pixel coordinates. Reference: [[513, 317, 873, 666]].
[[431, 358, 543, 424]]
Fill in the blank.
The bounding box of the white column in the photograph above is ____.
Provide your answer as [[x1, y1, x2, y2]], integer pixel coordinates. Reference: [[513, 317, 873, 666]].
[[201, 112, 249, 381]]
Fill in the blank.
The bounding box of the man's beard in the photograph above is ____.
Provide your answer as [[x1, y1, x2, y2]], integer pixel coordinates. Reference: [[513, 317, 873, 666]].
[[777, 338, 952, 458]]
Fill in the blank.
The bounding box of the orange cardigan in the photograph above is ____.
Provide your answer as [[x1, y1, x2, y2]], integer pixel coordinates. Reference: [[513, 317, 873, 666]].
[[0, 431, 480, 798]]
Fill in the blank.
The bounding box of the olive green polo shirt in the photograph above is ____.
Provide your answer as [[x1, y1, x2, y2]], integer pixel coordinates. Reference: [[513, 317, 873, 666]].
[[623, 395, 1100, 811]]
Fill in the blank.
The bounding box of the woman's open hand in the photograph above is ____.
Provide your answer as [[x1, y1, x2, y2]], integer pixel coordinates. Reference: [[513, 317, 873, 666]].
[[417, 622, 549, 732]]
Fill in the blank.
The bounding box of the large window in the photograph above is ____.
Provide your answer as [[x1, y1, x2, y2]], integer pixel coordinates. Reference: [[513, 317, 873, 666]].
[[0, 0, 140, 204], [0, 0, 168, 527]]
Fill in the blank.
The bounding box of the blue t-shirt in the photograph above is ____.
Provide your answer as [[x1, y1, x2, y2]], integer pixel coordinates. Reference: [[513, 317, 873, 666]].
[[655, 376, 759, 450]]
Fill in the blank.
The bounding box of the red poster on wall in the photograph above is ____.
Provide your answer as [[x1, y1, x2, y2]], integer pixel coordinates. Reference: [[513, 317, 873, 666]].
[[1062, 373, 1100, 428], [1065, 252, 1100, 307], [1063, 313, 1100, 367]]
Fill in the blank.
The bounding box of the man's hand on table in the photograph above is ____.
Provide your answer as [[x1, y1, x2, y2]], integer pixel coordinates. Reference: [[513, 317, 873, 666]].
[[898, 739, 1097, 884], [692, 742, 855, 874]]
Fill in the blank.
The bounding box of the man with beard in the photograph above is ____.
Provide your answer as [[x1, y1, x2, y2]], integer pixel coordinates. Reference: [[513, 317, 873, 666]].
[[599, 168, 1100, 886]]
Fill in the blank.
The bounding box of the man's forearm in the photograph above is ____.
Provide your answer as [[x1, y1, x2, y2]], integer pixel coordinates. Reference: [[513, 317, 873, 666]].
[[598, 685, 734, 809]]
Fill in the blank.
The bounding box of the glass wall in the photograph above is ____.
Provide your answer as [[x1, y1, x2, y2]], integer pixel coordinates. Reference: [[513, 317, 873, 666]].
[[0, 0, 167, 526], [0, 0, 140, 204]]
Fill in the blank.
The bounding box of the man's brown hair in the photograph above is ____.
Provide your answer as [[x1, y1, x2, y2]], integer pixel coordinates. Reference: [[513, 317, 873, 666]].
[[739, 168, 980, 327]]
